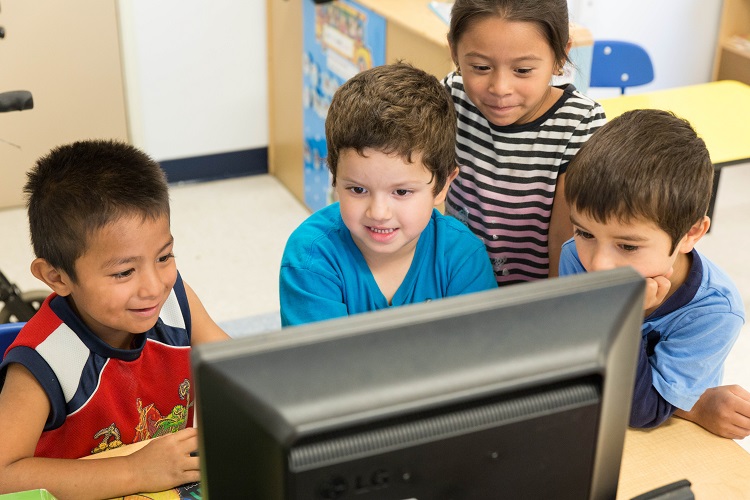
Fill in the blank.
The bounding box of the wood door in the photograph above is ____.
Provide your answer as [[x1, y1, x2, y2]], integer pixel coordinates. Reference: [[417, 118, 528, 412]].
[[0, 0, 128, 209]]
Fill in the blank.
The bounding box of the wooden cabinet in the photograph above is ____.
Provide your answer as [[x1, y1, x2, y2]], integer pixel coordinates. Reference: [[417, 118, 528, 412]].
[[713, 0, 750, 84], [267, 0, 305, 203], [266, 0, 453, 206], [0, 0, 128, 209]]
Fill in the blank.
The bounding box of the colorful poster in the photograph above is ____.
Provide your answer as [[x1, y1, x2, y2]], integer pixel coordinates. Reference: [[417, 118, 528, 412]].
[[302, 0, 386, 212]]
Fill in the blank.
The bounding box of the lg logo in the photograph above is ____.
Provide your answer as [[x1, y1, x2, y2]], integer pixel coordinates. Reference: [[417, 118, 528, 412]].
[[318, 469, 391, 499]]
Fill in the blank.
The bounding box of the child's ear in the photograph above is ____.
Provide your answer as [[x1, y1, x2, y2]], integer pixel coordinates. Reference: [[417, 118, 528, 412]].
[[30, 258, 73, 297], [677, 216, 710, 254], [555, 40, 574, 76], [434, 167, 459, 207]]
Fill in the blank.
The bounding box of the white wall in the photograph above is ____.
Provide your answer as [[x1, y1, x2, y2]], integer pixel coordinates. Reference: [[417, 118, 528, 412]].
[[117, 1, 722, 162], [569, 0, 723, 99], [117, 0, 267, 162]]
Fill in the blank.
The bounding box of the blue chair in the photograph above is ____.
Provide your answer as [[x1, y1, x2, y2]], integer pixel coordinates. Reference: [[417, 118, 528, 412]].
[[589, 40, 654, 94], [0, 322, 24, 360]]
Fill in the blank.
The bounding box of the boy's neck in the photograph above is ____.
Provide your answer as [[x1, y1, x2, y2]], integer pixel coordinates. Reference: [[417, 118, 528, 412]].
[[365, 246, 418, 305], [669, 251, 693, 294]]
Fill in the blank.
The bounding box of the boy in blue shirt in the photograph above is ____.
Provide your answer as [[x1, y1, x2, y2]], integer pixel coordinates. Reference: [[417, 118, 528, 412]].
[[280, 63, 497, 326], [559, 109, 749, 438]]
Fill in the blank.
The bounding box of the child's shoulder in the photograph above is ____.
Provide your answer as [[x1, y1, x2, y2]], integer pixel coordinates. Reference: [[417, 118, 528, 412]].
[[694, 250, 745, 316], [443, 71, 459, 89], [5, 295, 69, 350], [283, 203, 354, 266], [660, 249, 745, 325], [556, 85, 605, 116], [432, 210, 484, 248], [288, 203, 345, 243]]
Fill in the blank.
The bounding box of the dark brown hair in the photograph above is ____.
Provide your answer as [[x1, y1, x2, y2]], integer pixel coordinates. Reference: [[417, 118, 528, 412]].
[[25, 139, 170, 282], [565, 109, 713, 253], [325, 62, 457, 195], [447, 0, 571, 72]]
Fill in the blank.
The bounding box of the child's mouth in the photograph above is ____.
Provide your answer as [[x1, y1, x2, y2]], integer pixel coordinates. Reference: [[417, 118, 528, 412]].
[[131, 305, 159, 317], [368, 227, 395, 234]]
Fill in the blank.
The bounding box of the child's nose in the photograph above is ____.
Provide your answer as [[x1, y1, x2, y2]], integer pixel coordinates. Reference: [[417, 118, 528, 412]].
[[138, 268, 164, 298], [489, 70, 512, 95], [589, 248, 618, 272], [366, 196, 391, 221]]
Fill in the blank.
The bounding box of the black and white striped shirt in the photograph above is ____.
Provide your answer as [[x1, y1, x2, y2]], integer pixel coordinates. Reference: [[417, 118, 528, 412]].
[[443, 72, 606, 285]]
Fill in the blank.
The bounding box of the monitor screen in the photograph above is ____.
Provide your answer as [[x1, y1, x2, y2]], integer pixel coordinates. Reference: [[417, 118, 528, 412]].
[[192, 267, 644, 500]]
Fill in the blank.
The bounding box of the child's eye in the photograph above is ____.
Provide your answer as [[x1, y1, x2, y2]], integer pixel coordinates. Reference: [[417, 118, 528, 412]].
[[573, 228, 593, 240], [515, 67, 533, 75], [158, 252, 175, 264], [470, 64, 491, 72], [347, 186, 367, 195], [619, 244, 639, 253], [394, 189, 412, 197], [112, 269, 134, 279]]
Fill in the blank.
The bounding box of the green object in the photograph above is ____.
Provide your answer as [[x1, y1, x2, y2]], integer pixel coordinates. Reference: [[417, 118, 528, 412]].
[[0, 490, 57, 500]]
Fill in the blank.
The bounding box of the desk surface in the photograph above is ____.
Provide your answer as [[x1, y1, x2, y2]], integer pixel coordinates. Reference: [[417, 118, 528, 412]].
[[617, 417, 750, 499], [599, 80, 750, 166], [83, 417, 750, 499]]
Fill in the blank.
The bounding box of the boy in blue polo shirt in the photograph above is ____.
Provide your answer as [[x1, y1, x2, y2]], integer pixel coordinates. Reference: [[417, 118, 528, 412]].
[[280, 63, 497, 326], [559, 109, 749, 438]]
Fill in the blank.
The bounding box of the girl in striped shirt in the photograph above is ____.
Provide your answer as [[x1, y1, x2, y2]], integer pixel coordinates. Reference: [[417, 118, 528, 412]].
[[444, 0, 606, 285]]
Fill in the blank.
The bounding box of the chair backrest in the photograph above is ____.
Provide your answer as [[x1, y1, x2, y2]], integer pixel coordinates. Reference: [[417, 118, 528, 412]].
[[0, 322, 25, 360], [589, 40, 654, 94]]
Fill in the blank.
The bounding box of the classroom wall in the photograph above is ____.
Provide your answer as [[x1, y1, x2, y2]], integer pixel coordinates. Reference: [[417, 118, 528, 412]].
[[117, 0, 721, 173], [570, 0, 723, 99], [116, 0, 267, 163]]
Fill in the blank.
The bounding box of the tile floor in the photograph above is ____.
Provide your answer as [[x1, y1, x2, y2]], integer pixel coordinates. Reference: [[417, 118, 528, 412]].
[[1, 166, 749, 449]]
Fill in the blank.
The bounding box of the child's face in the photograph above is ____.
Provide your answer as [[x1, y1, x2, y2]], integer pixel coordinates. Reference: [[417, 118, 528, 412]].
[[64, 213, 177, 348], [335, 148, 451, 266], [452, 16, 560, 126], [570, 209, 684, 280]]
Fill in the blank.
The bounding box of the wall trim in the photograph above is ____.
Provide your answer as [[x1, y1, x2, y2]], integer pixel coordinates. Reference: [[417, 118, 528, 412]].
[[160, 147, 268, 184]]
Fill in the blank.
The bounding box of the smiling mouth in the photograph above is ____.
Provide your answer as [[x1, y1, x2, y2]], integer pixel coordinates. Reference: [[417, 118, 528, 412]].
[[368, 227, 396, 234], [487, 103, 515, 111], [131, 305, 159, 315]]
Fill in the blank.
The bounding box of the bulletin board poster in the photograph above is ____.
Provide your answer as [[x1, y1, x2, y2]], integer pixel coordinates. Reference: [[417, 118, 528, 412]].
[[302, 0, 386, 212]]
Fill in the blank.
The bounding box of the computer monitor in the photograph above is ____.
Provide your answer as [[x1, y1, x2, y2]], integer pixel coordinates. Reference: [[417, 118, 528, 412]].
[[192, 267, 644, 499]]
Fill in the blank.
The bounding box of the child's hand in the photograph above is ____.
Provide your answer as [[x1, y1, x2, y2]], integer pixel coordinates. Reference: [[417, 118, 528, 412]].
[[674, 385, 750, 439], [126, 427, 200, 493], [643, 268, 674, 312]]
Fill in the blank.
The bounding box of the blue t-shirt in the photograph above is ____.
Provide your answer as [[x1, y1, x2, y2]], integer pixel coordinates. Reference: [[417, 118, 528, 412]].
[[559, 238, 745, 427], [279, 203, 497, 326]]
